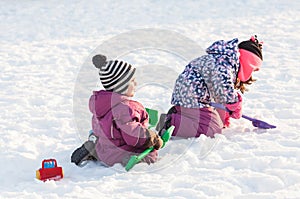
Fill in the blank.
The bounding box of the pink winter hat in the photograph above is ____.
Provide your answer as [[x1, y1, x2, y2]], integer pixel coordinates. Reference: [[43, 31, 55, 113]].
[[238, 36, 263, 82]]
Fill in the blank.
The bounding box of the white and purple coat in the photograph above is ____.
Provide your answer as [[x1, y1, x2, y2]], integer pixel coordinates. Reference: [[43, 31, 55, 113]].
[[169, 38, 241, 137]]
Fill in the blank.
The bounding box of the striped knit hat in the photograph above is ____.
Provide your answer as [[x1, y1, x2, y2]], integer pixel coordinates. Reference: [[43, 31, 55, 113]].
[[92, 54, 136, 94]]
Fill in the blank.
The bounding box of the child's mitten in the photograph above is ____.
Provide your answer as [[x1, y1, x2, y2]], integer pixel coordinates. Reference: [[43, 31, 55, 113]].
[[225, 93, 243, 119]]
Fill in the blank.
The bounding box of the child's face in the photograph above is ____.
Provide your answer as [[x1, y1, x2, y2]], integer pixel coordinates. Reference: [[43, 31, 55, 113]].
[[124, 77, 137, 97]]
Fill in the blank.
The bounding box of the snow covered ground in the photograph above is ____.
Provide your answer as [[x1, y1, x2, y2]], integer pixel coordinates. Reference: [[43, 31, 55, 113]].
[[1, 0, 299, 198]]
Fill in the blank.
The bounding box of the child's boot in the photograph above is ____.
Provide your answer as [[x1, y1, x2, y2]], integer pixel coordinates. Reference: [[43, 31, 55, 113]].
[[71, 133, 98, 167]]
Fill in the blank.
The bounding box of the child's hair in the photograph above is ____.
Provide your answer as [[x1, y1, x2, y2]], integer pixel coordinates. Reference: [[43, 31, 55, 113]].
[[234, 76, 256, 93]]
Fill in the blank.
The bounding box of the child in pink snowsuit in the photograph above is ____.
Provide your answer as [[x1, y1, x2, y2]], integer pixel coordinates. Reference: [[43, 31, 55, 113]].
[[158, 36, 263, 138], [71, 55, 163, 167]]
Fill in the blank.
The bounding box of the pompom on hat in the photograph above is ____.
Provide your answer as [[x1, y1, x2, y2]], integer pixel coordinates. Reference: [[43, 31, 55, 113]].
[[92, 54, 136, 94], [238, 35, 263, 82]]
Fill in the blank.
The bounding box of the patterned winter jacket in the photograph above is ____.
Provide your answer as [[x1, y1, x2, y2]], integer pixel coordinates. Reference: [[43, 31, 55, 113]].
[[89, 90, 156, 166], [171, 38, 240, 108]]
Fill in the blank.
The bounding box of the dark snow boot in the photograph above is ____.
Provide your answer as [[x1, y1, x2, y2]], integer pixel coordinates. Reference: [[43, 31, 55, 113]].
[[157, 106, 177, 136], [156, 113, 167, 132], [71, 134, 98, 167]]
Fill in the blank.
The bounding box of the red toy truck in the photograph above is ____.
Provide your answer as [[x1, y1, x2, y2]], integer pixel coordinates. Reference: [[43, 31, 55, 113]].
[[36, 159, 63, 181]]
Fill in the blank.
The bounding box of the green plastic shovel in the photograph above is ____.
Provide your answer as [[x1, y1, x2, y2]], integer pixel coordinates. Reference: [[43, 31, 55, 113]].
[[125, 125, 174, 171]]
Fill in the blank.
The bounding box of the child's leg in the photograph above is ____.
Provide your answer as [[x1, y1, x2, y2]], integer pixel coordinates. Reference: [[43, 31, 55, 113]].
[[169, 106, 223, 138], [204, 108, 224, 137], [216, 109, 230, 128], [71, 132, 99, 167]]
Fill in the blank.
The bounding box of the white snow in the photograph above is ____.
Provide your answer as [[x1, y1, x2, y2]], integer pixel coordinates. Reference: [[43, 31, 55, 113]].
[[1, 0, 299, 198]]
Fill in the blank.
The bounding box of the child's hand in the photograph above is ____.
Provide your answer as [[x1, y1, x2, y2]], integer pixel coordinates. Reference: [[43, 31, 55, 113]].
[[225, 93, 243, 119], [154, 135, 163, 150], [144, 130, 163, 150], [142, 150, 158, 164]]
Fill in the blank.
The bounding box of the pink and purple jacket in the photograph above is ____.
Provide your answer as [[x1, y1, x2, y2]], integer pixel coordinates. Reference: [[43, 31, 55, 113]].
[[89, 90, 156, 166]]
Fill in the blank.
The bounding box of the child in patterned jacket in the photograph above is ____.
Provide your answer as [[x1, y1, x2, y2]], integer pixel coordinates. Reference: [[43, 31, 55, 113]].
[[158, 36, 263, 138]]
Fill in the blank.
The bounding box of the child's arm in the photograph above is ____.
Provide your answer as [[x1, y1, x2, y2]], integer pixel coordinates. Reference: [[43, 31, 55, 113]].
[[116, 120, 163, 149], [114, 105, 162, 149], [210, 65, 239, 104]]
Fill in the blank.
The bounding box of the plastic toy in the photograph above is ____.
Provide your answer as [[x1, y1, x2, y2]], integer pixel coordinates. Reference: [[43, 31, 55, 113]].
[[145, 108, 159, 129], [125, 125, 174, 171], [210, 102, 276, 129], [36, 159, 63, 181]]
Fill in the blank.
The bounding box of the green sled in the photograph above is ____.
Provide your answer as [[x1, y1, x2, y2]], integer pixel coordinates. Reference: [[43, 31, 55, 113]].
[[145, 108, 159, 129]]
